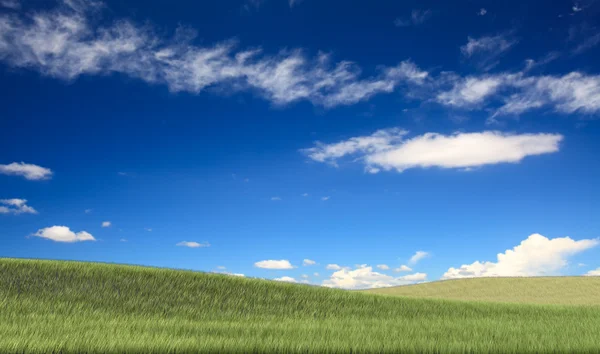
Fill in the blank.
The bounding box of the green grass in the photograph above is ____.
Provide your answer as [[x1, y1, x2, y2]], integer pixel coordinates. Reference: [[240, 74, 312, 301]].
[[363, 276, 600, 306], [2, 258, 600, 353]]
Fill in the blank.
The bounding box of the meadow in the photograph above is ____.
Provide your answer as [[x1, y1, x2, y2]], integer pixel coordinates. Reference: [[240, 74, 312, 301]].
[[364, 276, 600, 306], [1, 258, 600, 353]]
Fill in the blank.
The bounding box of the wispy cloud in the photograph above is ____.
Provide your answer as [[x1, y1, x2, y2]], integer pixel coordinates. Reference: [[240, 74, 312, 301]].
[[394, 9, 432, 27], [461, 33, 518, 71], [33, 225, 95, 243], [0, 199, 37, 215], [255, 259, 295, 269], [443, 233, 599, 279], [0, 1, 428, 109], [302, 259, 316, 266], [0, 162, 53, 180], [176, 241, 210, 248], [101, 221, 111, 228], [478, 8, 487, 16], [409, 251, 429, 265], [326, 264, 342, 270], [303, 128, 563, 173], [271, 196, 282, 201], [376, 264, 390, 270]]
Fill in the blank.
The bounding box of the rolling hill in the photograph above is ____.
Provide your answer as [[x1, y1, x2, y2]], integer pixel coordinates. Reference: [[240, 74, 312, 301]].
[[1, 258, 600, 353], [363, 276, 600, 306]]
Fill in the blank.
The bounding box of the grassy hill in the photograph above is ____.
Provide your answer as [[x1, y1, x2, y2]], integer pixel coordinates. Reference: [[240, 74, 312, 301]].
[[2, 258, 600, 353], [363, 276, 600, 306]]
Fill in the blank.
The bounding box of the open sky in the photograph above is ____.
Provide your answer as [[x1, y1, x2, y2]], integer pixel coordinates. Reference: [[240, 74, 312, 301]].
[[1, 0, 600, 289]]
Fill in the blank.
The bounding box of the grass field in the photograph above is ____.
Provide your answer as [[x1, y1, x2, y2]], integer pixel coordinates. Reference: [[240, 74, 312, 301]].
[[363, 276, 600, 306], [2, 258, 600, 353]]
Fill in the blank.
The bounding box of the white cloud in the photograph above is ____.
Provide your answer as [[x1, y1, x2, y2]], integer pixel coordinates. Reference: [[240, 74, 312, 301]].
[[376, 264, 390, 270], [0, 162, 53, 180], [302, 259, 316, 266], [0, 2, 428, 109], [271, 196, 281, 201], [216, 266, 227, 270], [84, 209, 92, 214], [101, 221, 111, 228], [495, 73, 600, 117], [301, 274, 309, 279], [304, 128, 563, 173], [478, 8, 487, 16], [145, 228, 152, 232], [33, 226, 95, 243], [394, 9, 431, 27], [409, 251, 429, 265], [437, 76, 504, 107], [460, 34, 517, 70], [0, 199, 37, 215], [326, 264, 342, 270], [313, 272, 320, 277], [321, 196, 330, 201], [442, 233, 599, 279], [323, 265, 427, 289], [274, 276, 297, 283], [435, 71, 600, 118], [176, 241, 210, 248], [585, 268, 600, 276], [226, 272, 245, 277], [1, 0, 20, 10], [394, 265, 413, 272], [302, 193, 309, 197], [120, 238, 127, 242], [255, 259, 295, 269]]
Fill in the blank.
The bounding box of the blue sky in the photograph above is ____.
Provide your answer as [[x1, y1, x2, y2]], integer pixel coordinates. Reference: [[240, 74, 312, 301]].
[[1, 0, 600, 288]]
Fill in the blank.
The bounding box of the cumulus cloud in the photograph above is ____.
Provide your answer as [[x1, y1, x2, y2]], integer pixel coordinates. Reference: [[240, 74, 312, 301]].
[[442, 233, 599, 279], [409, 251, 429, 265], [326, 264, 342, 270], [255, 259, 295, 269], [0, 1, 428, 108], [394, 9, 432, 27], [274, 276, 297, 283], [33, 225, 95, 243], [461, 34, 518, 70], [321, 196, 330, 201], [585, 268, 600, 276], [176, 241, 210, 248], [394, 265, 413, 272], [0, 162, 53, 180], [376, 264, 390, 270], [323, 264, 427, 289], [303, 128, 563, 173], [0, 199, 37, 214], [101, 221, 111, 228], [302, 259, 316, 266]]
